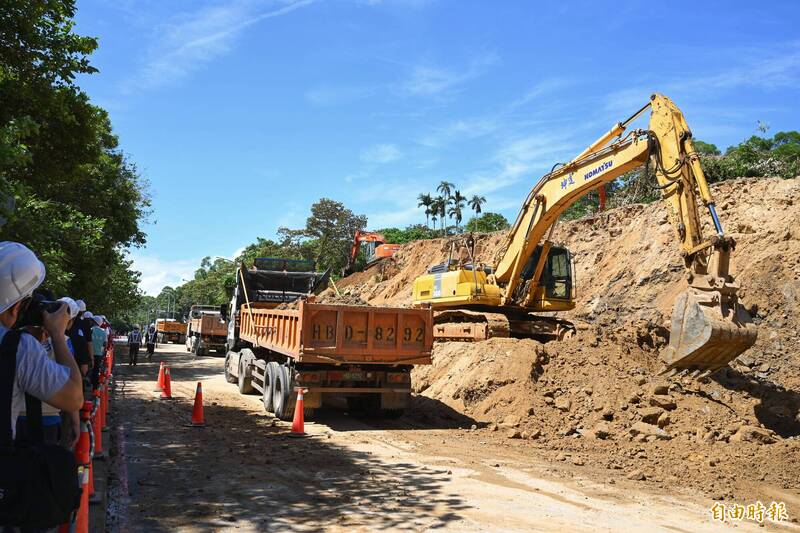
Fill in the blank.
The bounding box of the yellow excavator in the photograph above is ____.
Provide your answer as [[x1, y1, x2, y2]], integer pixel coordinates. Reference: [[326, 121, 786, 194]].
[[412, 94, 757, 371]]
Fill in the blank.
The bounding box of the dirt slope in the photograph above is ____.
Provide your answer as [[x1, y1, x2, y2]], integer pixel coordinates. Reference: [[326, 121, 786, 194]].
[[338, 176, 800, 503]]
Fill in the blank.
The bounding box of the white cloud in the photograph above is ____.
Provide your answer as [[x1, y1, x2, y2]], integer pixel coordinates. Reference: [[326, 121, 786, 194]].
[[126, 0, 314, 92], [130, 253, 199, 295], [400, 52, 499, 97], [360, 143, 402, 163]]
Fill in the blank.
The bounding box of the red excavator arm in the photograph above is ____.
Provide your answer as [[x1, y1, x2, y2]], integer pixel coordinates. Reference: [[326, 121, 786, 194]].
[[344, 231, 388, 275]]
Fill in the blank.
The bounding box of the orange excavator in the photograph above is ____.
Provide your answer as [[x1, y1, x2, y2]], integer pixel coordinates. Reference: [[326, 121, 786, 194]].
[[343, 230, 401, 276]]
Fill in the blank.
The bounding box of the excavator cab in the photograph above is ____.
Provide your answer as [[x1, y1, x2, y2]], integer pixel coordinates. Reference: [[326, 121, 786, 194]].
[[519, 244, 575, 304]]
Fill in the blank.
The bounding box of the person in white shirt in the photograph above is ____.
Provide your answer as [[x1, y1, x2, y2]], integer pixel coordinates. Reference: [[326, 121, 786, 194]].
[[0, 242, 83, 439]]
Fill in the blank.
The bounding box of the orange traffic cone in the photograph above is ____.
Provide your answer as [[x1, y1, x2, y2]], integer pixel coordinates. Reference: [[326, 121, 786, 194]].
[[60, 402, 92, 533], [191, 382, 206, 426], [155, 361, 165, 390], [289, 388, 308, 437], [160, 366, 172, 399], [92, 392, 105, 458]]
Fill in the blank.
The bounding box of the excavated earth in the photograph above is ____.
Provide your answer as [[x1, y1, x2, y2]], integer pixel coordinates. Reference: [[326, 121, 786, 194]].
[[334, 176, 800, 505]]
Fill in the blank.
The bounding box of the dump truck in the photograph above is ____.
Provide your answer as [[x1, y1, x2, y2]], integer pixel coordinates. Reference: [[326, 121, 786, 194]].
[[223, 258, 433, 420], [185, 305, 228, 356], [155, 318, 186, 344]]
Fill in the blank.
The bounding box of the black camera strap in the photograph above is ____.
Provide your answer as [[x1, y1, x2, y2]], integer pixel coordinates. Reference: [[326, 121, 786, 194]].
[[0, 330, 45, 445], [0, 329, 21, 446]]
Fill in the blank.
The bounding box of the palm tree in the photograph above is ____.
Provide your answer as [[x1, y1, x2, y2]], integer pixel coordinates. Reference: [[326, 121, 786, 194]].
[[448, 190, 467, 232], [437, 181, 454, 200], [430, 196, 446, 235], [468, 195, 486, 231], [417, 193, 433, 227]]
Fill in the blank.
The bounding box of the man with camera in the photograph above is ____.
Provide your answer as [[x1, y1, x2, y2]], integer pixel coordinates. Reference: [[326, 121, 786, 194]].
[[0, 242, 84, 436], [66, 300, 92, 377], [1, 242, 85, 529]]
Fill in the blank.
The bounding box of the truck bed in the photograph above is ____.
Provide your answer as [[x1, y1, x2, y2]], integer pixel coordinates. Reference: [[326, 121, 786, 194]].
[[190, 315, 228, 337], [238, 301, 432, 365]]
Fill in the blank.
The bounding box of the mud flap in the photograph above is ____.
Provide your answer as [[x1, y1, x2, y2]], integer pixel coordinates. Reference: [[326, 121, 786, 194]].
[[662, 289, 757, 371]]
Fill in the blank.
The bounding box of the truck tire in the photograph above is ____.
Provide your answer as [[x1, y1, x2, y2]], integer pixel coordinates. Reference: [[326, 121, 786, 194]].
[[224, 352, 237, 383], [262, 362, 279, 413], [272, 365, 294, 421], [238, 358, 254, 394]]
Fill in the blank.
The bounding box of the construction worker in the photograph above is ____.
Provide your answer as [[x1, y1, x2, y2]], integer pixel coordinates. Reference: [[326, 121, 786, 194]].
[[145, 324, 156, 362], [0, 242, 83, 440], [128, 324, 141, 366]]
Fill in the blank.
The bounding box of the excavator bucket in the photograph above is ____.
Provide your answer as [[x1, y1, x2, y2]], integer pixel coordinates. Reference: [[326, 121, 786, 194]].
[[662, 289, 757, 371]]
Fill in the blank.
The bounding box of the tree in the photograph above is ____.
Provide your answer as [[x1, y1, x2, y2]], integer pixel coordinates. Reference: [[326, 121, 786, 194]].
[[430, 196, 446, 235], [468, 195, 486, 230], [289, 198, 367, 275], [465, 212, 510, 233], [417, 193, 433, 227], [1, 0, 149, 319], [693, 140, 720, 156], [436, 181, 454, 227], [448, 190, 466, 231]]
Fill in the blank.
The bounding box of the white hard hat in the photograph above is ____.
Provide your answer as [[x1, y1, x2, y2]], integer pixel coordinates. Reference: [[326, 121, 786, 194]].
[[58, 297, 80, 319], [92, 315, 103, 326], [75, 299, 87, 313], [0, 242, 46, 314], [84, 311, 94, 319]]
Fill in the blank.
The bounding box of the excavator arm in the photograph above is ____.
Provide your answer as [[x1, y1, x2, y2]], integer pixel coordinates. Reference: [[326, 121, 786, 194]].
[[492, 93, 755, 370]]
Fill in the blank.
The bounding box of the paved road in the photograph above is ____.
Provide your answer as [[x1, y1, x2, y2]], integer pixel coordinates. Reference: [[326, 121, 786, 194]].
[[105, 344, 791, 532]]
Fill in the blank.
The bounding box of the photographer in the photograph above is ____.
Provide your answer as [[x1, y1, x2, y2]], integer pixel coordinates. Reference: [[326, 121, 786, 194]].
[[66, 300, 92, 377], [89, 314, 107, 388], [15, 293, 81, 447], [0, 242, 83, 437]]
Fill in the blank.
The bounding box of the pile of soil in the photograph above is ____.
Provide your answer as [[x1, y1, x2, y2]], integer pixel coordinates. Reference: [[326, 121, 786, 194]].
[[340, 176, 800, 502]]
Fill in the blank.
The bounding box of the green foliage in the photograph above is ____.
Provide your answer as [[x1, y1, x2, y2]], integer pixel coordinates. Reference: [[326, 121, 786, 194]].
[[702, 132, 800, 182], [465, 212, 510, 232], [693, 140, 720, 156], [0, 0, 149, 320], [378, 224, 439, 244]]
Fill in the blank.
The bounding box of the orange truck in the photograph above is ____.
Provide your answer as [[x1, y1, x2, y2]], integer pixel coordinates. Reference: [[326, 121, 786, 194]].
[[223, 258, 433, 420], [185, 305, 228, 356], [155, 318, 186, 344]]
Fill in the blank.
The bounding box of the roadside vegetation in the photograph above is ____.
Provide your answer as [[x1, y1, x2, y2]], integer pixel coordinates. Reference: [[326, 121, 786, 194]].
[[0, 1, 149, 322]]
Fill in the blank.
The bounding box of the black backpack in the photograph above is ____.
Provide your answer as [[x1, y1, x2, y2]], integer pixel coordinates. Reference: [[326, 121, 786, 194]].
[[0, 329, 82, 528]]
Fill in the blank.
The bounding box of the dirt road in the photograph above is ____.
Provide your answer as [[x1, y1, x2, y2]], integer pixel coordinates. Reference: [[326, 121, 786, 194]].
[[105, 344, 796, 532]]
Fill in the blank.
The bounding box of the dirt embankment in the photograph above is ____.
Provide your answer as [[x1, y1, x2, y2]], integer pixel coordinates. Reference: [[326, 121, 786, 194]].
[[338, 176, 800, 502]]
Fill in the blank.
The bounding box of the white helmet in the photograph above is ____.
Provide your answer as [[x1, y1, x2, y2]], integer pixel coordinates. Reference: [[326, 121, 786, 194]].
[[84, 311, 94, 319], [75, 299, 87, 313], [92, 315, 103, 326], [58, 297, 80, 319], [0, 242, 46, 314]]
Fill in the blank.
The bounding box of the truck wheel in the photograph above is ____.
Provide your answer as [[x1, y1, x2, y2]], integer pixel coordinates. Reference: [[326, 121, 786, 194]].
[[272, 365, 294, 421], [238, 360, 254, 394], [262, 362, 278, 413], [224, 352, 237, 383]]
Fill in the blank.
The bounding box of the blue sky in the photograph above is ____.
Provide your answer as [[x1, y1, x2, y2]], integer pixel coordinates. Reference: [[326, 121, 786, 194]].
[[73, 0, 800, 295]]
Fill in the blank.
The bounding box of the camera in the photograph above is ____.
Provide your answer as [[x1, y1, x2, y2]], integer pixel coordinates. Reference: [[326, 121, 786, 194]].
[[16, 291, 64, 328]]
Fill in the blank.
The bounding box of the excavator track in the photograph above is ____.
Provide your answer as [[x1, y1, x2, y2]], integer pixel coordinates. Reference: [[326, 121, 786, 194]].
[[432, 309, 575, 342]]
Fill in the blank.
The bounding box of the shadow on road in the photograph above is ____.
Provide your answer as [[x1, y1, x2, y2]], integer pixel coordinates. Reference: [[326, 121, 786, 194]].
[[108, 356, 471, 531]]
